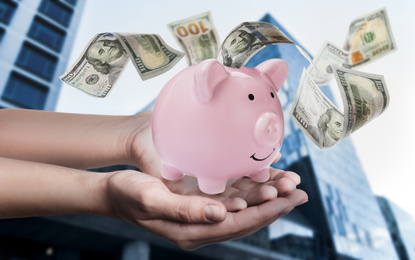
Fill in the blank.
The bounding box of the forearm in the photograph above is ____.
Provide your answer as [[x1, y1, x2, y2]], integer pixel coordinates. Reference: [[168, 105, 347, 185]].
[[0, 156, 112, 219], [0, 109, 147, 169]]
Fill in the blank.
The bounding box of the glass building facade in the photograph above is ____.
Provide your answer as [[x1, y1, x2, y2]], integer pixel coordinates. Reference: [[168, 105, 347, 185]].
[[377, 196, 415, 260], [246, 14, 399, 260], [0, 7, 408, 259], [0, 0, 85, 111]]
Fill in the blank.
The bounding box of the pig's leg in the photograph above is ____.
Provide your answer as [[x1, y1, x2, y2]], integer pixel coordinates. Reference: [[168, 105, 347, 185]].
[[197, 177, 227, 195], [249, 168, 270, 182], [161, 164, 184, 180]]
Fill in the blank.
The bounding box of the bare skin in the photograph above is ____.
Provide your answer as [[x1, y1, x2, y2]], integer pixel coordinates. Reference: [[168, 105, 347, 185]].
[[0, 109, 308, 250]]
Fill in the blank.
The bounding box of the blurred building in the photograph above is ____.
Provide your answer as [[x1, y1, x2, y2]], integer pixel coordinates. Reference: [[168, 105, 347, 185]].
[[0, 0, 85, 110], [377, 196, 415, 260], [0, 7, 405, 260], [244, 13, 399, 260]]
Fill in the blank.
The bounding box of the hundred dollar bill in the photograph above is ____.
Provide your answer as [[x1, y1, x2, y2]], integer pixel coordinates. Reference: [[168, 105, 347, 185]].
[[290, 66, 389, 149], [60, 32, 184, 97], [343, 7, 396, 68], [168, 11, 220, 66], [113, 33, 184, 81], [332, 64, 389, 138], [290, 69, 344, 148], [217, 21, 314, 68], [59, 33, 129, 97], [307, 41, 348, 85]]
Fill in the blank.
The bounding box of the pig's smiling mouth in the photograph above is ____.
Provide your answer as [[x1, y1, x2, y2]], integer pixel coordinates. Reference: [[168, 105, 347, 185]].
[[250, 148, 275, 161]]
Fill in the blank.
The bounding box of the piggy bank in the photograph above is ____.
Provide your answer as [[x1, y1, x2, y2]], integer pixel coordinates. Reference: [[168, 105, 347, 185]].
[[152, 58, 288, 194]]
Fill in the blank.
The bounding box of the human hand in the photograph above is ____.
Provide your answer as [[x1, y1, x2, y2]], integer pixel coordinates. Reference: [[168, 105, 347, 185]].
[[104, 169, 308, 250], [126, 112, 304, 212]]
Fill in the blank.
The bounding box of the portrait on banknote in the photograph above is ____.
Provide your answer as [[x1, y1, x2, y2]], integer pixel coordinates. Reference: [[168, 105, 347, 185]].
[[218, 22, 303, 68], [59, 33, 130, 97], [290, 69, 346, 149], [60, 32, 183, 97], [307, 108, 344, 148], [220, 27, 291, 68], [220, 29, 261, 68], [85, 33, 129, 86]]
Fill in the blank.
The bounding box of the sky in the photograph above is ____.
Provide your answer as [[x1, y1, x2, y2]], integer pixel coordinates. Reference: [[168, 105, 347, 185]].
[[56, 0, 415, 218]]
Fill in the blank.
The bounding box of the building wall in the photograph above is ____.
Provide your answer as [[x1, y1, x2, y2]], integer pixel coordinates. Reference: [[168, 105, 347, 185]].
[[0, 0, 85, 111], [248, 13, 399, 260], [378, 196, 415, 260], [387, 198, 415, 259]]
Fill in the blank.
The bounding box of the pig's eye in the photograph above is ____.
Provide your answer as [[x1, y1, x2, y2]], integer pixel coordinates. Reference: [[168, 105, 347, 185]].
[[248, 94, 255, 101], [271, 92, 275, 98]]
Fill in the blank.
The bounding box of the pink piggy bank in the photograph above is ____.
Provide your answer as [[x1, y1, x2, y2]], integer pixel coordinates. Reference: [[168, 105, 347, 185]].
[[152, 58, 288, 194]]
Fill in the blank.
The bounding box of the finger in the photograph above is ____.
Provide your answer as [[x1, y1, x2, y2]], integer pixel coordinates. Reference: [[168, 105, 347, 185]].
[[230, 176, 298, 206], [152, 189, 227, 223], [211, 190, 308, 244], [230, 167, 298, 191], [186, 189, 309, 246], [227, 184, 278, 207], [229, 176, 262, 191], [270, 169, 301, 185], [228, 189, 308, 233], [244, 185, 278, 206], [142, 189, 308, 250], [221, 197, 247, 212], [272, 176, 298, 197]]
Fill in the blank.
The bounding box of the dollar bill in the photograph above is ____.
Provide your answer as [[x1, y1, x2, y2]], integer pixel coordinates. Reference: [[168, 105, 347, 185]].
[[59, 33, 129, 97], [290, 66, 389, 149], [290, 69, 343, 148], [343, 7, 397, 68], [307, 41, 348, 85], [332, 64, 389, 138], [113, 33, 184, 81], [168, 11, 220, 66], [217, 21, 314, 68], [60, 33, 184, 97]]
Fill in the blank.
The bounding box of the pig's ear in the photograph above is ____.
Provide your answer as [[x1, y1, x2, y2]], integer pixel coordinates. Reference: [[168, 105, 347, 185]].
[[194, 59, 229, 103], [256, 59, 288, 92]]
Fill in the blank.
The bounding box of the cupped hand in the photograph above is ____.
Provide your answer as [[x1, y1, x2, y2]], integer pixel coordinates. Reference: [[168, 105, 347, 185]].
[[105, 169, 308, 250], [127, 112, 305, 212]]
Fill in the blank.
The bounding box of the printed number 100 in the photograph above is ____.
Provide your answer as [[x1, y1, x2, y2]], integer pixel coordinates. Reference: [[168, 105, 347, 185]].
[[176, 21, 208, 37]]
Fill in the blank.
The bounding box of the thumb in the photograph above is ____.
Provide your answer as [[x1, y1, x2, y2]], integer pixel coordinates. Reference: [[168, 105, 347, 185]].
[[157, 192, 227, 223]]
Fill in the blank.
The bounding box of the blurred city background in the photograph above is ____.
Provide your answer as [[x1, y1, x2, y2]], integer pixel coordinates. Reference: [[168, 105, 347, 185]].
[[0, 0, 414, 259]]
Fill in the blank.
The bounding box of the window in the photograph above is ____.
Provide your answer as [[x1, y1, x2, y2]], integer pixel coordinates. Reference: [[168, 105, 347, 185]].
[[2, 71, 49, 110], [28, 16, 66, 52], [0, 0, 18, 25], [15, 42, 58, 81], [38, 0, 73, 27]]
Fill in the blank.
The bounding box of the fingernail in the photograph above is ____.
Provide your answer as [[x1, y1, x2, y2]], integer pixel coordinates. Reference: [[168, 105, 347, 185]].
[[204, 205, 225, 222]]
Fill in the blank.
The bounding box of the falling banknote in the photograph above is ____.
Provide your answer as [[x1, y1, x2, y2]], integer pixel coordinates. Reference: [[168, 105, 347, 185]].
[[59, 32, 184, 97], [217, 21, 314, 68], [306, 41, 349, 86], [343, 7, 396, 68], [290, 66, 389, 149], [306, 7, 396, 85], [168, 11, 220, 66]]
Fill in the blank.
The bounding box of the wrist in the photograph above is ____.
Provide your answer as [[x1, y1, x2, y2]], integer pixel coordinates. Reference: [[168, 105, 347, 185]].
[[122, 112, 157, 171], [88, 171, 117, 218]]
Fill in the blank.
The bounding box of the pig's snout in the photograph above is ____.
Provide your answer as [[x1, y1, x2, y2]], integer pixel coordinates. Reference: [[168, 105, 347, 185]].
[[254, 112, 283, 147]]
